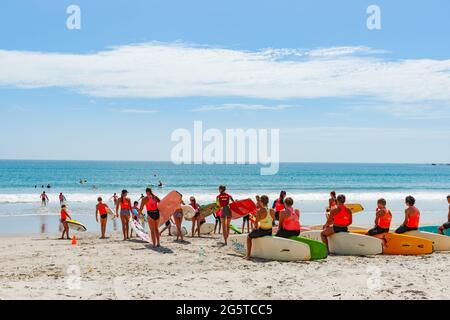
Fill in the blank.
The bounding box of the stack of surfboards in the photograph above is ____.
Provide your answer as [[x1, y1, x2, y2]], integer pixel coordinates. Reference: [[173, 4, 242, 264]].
[[229, 234, 327, 261]]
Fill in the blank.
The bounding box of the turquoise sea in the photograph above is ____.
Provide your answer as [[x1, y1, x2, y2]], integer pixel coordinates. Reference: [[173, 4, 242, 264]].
[[0, 160, 449, 234]]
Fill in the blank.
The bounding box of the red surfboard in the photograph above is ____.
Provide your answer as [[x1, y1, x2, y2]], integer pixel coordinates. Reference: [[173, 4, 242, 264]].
[[158, 190, 182, 226], [230, 199, 257, 220]]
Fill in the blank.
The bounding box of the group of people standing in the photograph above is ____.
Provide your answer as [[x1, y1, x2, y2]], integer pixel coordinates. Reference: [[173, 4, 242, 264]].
[[95, 188, 208, 246]]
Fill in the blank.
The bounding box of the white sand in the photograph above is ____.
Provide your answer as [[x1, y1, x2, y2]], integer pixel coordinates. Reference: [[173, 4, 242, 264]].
[[0, 231, 449, 300]]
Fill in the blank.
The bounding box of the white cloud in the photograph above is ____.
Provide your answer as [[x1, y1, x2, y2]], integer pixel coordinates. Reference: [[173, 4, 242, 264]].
[[108, 108, 159, 114], [0, 42, 450, 105], [191, 103, 296, 112]]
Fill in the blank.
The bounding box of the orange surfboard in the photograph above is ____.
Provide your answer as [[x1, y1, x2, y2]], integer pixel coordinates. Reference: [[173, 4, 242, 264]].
[[352, 230, 433, 255], [158, 190, 182, 226]]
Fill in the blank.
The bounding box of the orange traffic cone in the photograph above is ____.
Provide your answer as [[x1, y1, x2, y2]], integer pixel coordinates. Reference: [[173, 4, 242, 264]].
[[71, 235, 77, 246]]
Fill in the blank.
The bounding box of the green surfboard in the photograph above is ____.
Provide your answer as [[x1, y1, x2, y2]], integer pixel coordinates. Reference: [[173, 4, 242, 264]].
[[230, 224, 242, 234], [289, 236, 327, 260]]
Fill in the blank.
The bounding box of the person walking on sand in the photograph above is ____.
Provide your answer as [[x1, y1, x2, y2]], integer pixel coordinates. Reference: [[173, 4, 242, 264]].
[[275, 197, 301, 238], [272, 190, 286, 225], [130, 201, 141, 238], [189, 196, 202, 237], [40, 191, 49, 206], [160, 218, 174, 236], [321, 194, 352, 248], [96, 197, 110, 239], [395, 195, 420, 234], [60, 204, 72, 239], [438, 195, 450, 235], [195, 214, 207, 235], [245, 195, 274, 260], [366, 198, 392, 236], [116, 190, 132, 240], [213, 209, 221, 234], [139, 188, 161, 247], [173, 206, 184, 242], [216, 185, 234, 245]]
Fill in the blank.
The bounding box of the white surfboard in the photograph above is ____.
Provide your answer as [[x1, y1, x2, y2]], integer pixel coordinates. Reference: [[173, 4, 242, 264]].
[[66, 219, 87, 232], [129, 218, 150, 242], [170, 225, 188, 236], [106, 207, 116, 219], [301, 230, 382, 255], [229, 235, 311, 261], [181, 205, 196, 220], [199, 223, 215, 235], [405, 230, 450, 251]]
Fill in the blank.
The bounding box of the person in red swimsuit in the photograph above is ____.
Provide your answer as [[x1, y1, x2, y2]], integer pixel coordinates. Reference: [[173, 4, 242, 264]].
[[60, 204, 72, 240], [96, 197, 110, 239], [115, 190, 132, 241], [139, 188, 161, 247], [216, 185, 234, 245]]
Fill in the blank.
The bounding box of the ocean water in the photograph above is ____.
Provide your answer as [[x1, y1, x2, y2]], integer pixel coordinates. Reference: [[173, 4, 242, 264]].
[[0, 160, 449, 234]]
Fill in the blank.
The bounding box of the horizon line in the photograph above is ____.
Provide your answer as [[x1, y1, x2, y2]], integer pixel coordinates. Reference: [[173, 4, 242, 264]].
[[0, 159, 448, 165]]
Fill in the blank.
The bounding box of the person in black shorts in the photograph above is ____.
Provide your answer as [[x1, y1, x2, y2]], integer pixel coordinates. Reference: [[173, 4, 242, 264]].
[[367, 198, 392, 236], [395, 196, 420, 234], [241, 214, 251, 234], [139, 187, 161, 247], [320, 194, 352, 248], [245, 195, 275, 259], [159, 219, 173, 236], [95, 197, 110, 239], [438, 195, 450, 235]]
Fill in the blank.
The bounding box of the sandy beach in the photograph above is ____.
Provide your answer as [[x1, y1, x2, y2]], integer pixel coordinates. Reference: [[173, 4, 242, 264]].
[[1, 231, 449, 300]]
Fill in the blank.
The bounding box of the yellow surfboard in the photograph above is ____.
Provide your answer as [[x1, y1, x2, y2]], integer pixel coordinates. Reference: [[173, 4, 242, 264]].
[[346, 203, 364, 214], [351, 230, 433, 255]]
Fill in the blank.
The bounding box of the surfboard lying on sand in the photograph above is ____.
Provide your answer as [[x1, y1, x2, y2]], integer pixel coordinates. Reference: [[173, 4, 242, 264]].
[[351, 230, 433, 255], [404, 230, 450, 251], [419, 225, 450, 236], [158, 190, 182, 226], [229, 234, 311, 261], [66, 220, 87, 232], [289, 236, 327, 260], [129, 218, 150, 242], [169, 225, 188, 236], [181, 205, 196, 220], [301, 230, 382, 255], [199, 223, 215, 235]]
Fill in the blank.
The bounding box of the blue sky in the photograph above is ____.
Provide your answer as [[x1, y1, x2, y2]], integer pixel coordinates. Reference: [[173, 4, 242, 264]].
[[1, 0, 450, 163]]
